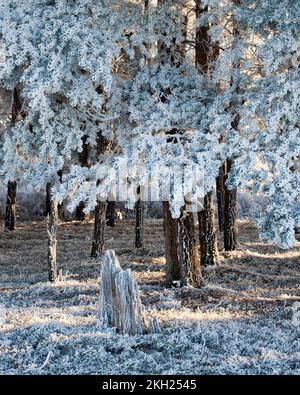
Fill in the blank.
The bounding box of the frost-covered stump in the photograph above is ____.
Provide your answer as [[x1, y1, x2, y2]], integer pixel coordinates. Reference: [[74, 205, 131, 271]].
[[98, 250, 159, 335]]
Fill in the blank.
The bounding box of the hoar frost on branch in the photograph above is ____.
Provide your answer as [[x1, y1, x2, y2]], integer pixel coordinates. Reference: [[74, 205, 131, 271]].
[[0, 0, 299, 248]]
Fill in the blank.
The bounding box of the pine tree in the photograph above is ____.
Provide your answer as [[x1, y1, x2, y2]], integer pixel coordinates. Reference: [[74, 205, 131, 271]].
[[195, 0, 219, 266]]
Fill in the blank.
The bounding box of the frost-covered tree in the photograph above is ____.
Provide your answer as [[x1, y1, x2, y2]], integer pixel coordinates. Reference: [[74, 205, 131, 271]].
[[1, 0, 299, 290], [240, 0, 300, 248], [210, 0, 300, 249], [0, 0, 123, 280]]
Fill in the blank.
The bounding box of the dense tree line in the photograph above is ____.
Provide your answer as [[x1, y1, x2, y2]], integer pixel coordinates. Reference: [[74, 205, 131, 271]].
[[0, 0, 299, 285]]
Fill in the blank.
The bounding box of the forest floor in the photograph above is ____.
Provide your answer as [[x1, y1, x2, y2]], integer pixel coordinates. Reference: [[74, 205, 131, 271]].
[[0, 218, 299, 375]]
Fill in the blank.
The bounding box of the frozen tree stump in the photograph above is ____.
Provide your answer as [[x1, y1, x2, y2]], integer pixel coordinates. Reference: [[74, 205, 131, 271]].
[[98, 250, 160, 335]]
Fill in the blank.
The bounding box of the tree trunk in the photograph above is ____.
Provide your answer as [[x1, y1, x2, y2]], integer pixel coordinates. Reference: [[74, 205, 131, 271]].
[[179, 210, 203, 287], [135, 187, 145, 248], [45, 183, 51, 217], [223, 159, 238, 251], [4, 181, 17, 232], [4, 88, 23, 232], [163, 201, 181, 287], [57, 169, 64, 220], [75, 201, 86, 222], [76, 135, 90, 221], [198, 191, 219, 266], [195, 1, 209, 74], [106, 200, 115, 227], [195, 2, 219, 267], [163, 202, 203, 287], [91, 200, 107, 258], [46, 182, 58, 283], [216, 162, 226, 231]]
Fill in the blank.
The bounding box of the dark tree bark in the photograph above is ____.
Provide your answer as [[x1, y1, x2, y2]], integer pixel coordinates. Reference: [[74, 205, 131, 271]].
[[106, 200, 116, 227], [198, 191, 219, 266], [45, 183, 51, 217], [46, 182, 58, 283], [163, 202, 202, 287], [4, 88, 23, 231], [76, 135, 90, 221], [135, 187, 145, 248], [223, 159, 238, 251], [195, 2, 219, 266], [91, 199, 107, 258], [195, 1, 209, 73], [4, 181, 17, 232], [75, 202, 86, 222], [163, 201, 181, 287], [179, 210, 203, 287], [90, 133, 110, 257], [57, 169, 64, 220], [216, 162, 226, 231]]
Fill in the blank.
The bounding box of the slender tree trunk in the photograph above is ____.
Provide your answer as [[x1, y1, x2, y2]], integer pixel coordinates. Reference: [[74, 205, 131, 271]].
[[76, 135, 90, 221], [46, 182, 58, 283], [198, 191, 219, 266], [57, 169, 64, 220], [163, 201, 181, 287], [223, 159, 238, 251], [4, 181, 17, 231], [135, 187, 145, 248], [4, 88, 23, 232], [216, 162, 226, 231], [106, 200, 115, 227], [91, 200, 107, 258]]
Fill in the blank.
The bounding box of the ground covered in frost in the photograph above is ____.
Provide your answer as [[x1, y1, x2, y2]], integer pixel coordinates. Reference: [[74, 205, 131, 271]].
[[0, 218, 299, 375]]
